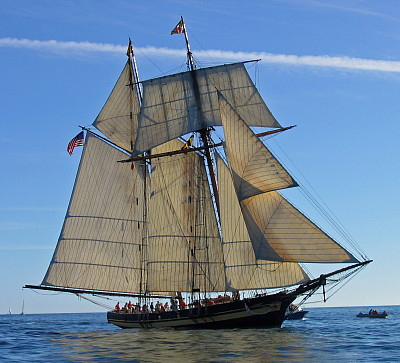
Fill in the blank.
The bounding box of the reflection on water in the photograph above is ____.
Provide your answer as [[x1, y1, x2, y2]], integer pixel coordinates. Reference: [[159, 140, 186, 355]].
[[53, 328, 314, 362], [2, 308, 399, 362]]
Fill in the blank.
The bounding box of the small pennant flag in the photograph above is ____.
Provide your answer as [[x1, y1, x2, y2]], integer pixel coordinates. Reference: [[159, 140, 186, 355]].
[[171, 19, 185, 35], [67, 131, 84, 155], [126, 38, 133, 56]]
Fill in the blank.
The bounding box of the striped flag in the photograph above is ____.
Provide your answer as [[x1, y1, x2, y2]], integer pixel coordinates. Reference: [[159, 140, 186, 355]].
[[171, 19, 185, 35], [67, 131, 84, 155]]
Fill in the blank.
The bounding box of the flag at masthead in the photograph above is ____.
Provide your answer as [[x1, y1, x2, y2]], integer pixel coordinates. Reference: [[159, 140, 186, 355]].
[[171, 16, 194, 71]]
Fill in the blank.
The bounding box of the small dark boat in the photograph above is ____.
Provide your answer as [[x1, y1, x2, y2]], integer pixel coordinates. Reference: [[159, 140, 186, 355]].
[[357, 310, 388, 318], [285, 304, 309, 320]]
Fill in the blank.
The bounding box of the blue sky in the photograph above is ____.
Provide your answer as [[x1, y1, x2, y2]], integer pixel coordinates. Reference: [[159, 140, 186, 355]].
[[1, 0, 399, 314]]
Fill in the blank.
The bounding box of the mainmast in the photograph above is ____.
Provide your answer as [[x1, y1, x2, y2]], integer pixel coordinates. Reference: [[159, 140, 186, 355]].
[[172, 17, 220, 217]]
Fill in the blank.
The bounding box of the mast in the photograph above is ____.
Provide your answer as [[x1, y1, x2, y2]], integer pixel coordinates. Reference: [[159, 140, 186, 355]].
[[171, 18, 221, 301], [179, 16, 195, 72], [127, 38, 142, 103], [173, 16, 220, 217], [128, 39, 148, 304]]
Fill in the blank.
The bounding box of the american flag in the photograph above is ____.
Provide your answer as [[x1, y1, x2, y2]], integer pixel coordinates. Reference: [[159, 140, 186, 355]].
[[67, 131, 84, 155]]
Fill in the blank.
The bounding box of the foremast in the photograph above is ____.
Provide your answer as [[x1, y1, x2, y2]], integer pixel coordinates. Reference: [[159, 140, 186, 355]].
[[127, 39, 148, 305]]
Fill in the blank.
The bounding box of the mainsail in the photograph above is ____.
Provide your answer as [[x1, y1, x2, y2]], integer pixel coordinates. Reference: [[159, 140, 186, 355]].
[[42, 134, 147, 295], [146, 139, 225, 294]]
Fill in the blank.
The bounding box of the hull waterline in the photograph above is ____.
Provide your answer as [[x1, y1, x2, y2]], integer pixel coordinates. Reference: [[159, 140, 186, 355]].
[[107, 294, 295, 329]]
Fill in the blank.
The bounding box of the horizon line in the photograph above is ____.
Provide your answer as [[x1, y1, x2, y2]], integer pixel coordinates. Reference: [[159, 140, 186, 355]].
[[1, 37, 400, 73]]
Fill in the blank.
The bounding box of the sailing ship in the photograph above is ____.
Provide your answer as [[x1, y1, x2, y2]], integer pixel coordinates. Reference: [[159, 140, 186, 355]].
[[25, 18, 371, 329]]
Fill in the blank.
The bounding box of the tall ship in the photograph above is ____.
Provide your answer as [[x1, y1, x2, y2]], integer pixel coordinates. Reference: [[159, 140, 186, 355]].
[[25, 18, 371, 329]]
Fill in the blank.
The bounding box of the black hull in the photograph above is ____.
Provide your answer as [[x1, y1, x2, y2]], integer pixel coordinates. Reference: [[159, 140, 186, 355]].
[[107, 293, 295, 329]]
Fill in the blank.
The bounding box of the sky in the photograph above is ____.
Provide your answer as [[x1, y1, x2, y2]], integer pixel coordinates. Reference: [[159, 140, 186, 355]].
[[1, 0, 399, 314]]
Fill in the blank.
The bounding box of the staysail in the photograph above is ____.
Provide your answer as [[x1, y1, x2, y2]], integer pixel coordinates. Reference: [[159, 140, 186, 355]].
[[41, 134, 147, 294], [219, 96, 358, 264], [219, 94, 297, 200], [133, 62, 281, 154], [217, 154, 310, 290], [146, 139, 225, 294]]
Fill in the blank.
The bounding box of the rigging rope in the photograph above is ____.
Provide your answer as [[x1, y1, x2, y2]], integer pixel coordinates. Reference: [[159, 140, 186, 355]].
[[76, 293, 113, 310], [264, 137, 368, 260]]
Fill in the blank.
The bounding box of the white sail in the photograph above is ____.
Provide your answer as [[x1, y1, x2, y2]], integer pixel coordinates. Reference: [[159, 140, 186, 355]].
[[240, 192, 359, 263], [219, 95, 358, 264], [133, 62, 281, 153], [92, 60, 140, 152], [147, 139, 226, 294], [217, 154, 309, 290], [219, 94, 297, 201], [42, 134, 147, 294]]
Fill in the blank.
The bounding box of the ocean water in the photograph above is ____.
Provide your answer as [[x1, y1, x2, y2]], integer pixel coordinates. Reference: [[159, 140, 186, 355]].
[[0, 306, 399, 362]]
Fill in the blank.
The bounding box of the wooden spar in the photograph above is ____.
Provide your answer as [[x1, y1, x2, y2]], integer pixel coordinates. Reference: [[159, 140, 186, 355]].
[[78, 126, 132, 154], [23, 284, 170, 299], [127, 38, 143, 103], [256, 124, 296, 137], [199, 128, 220, 217], [174, 16, 220, 217], [127, 39, 146, 304], [118, 125, 296, 163], [181, 16, 195, 71], [295, 259, 373, 294]]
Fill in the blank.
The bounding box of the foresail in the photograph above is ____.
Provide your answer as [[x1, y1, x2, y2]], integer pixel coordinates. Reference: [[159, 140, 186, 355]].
[[93, 61, 140, 152], [217, 154, 309, 290], [147, 140, 225, 294], [240, 192, 359, 263], [219, 95, 297, 201], [42, 134, 147, 294], [133, 62, 281, 153]]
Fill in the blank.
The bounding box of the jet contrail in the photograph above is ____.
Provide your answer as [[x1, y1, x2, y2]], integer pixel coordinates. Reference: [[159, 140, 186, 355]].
[[1, 37, 400, 73]]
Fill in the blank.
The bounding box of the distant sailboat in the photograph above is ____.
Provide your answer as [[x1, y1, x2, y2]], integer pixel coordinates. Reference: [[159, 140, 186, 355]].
[[25, 18, 372, 329], [20, 300, 25, 315], [8, 308, 12, 315]]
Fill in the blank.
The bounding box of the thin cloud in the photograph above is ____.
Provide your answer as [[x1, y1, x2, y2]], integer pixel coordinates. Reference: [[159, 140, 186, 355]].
[[0, 222, 35, 231], [0, 245, 53, 250], [0, 207, 64, 212], [2, 37, 400, 73]]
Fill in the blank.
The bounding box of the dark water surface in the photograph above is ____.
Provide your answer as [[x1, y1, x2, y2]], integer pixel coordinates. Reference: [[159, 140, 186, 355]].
[[1, 306, 399, 362]]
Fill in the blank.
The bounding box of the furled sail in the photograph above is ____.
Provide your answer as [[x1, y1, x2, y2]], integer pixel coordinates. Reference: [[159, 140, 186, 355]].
[[219, 94, 297, 201], [133, 62, 281, 153], [42, 134, 147, 294], [217, 154, 309, 290], [147, 139, 226, 294], [92, 60, 140, 152]]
